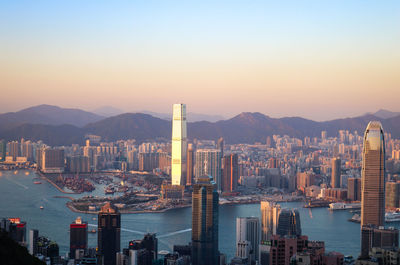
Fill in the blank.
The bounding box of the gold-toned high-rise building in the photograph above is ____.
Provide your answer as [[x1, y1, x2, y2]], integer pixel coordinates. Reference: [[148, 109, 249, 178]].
[[331, 157, 341, 188], [361, 121, 385, 227], [186, 143, 194, 186], [260, 201, 281, 241], [360, 121, 388, 258], [192, 176, 219, 265], [171, 104, 187, 186]]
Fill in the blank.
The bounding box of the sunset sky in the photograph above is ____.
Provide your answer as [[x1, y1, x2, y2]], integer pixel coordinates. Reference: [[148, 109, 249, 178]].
[[1, 0, 399, 121]]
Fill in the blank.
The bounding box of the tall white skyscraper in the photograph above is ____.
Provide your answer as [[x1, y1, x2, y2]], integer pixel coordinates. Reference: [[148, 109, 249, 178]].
[[171, 104, 187, 186], [29, 229, 39, 255], [236, 217, 260, 262]]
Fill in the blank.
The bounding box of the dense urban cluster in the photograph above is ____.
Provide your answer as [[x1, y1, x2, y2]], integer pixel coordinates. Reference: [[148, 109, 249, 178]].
[[1, 105, 400, 265]]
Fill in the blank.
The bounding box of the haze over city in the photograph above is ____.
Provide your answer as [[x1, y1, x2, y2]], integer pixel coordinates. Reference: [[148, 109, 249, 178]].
[[1, 1, 400, 120]]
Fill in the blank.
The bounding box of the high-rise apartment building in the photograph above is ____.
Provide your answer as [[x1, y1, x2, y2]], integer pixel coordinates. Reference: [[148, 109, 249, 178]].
[[360, 225, 399, 258], [361, 121, 385, 227], [192, 176, 219, 265], [171, 103, 187, 186], [347, 178, 361, 201], [386, 182, 400, 209], [41, 148, 65, 173], [7, 141, 20, 161], [195, 149, 222, 191], [98, 202, 121, 265], [186, 144, 194, 186], [66, 156, 90, 173], [268, 234, 308, 265], [296, 172, 315, 191], [260, 201, 281, 241], [21, 140, 34, 161], [236, 217, 260, 262], [331, 157, 341, 188], [0, 139, 6, 161], [127, 150, 138, 171], [222, 154, 238, 192], [138, 152, 159, 172], [70, 217, 88, 259]]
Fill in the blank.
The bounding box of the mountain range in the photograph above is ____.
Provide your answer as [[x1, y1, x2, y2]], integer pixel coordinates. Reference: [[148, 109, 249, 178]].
[[0, 105, 399, 146]]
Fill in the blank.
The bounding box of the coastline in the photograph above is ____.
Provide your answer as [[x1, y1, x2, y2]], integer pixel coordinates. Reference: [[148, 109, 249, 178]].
[[37, 171, 77, 194], [64, 197, 303, 215], [65, 200, 192, 215]]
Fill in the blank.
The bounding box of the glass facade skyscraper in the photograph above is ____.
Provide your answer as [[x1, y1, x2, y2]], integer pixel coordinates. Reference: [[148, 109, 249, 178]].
[[360, 121, 387, 258], [192, 176, 219, 265], [361, 121, 385, 227], [276, 209, 302, 237], [98, 202, 121, 265], [171, 104, 187, 186]]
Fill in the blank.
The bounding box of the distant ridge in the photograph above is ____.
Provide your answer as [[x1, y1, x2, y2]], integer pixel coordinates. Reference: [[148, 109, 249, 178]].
[[0, 104, 104, 131], [140, 110, 225, 122], [0, 106, 400, 145], [373, 109, 400, 119], [92, 106, 124, 117]]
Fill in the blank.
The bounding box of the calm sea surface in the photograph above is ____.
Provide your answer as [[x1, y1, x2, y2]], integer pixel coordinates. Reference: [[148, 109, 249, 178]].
[[1, 170, 393, 260]]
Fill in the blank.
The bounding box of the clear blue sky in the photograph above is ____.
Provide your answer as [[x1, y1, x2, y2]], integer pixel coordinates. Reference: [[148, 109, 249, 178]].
[[1, 1, 399, 120]]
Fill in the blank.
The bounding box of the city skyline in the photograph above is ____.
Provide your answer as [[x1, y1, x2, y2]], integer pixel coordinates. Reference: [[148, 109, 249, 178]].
[[1, 1, 400, 121], [1, 1, 400, 264]]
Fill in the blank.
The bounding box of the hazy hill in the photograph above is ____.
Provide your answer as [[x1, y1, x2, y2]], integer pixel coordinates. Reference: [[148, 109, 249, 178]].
[[373, 109, 400, 119], [84, 113, 171, 142], [1, 105, 400, 145], [0, 104, 104, 131], [140, 110, 225, 122], [92, 106, 124, 117]]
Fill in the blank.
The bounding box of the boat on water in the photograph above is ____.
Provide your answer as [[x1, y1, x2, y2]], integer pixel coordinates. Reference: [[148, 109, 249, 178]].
[[329, 202, 361, 210], [88, 229, 97, 233], [104, 187, 115, 194], [385, 212, 400, 222], [40, 206, 44, 210], [348, 212, 400, 223], [33, 181, 42, 184], [349, 213, 361, 223]]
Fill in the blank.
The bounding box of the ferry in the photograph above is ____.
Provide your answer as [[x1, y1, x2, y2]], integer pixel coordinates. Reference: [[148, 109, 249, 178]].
[[385, 212, 400, 222], [329, 202, 361, 210], [105, 188, 115, 195], [349, 214, 361, 223]]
